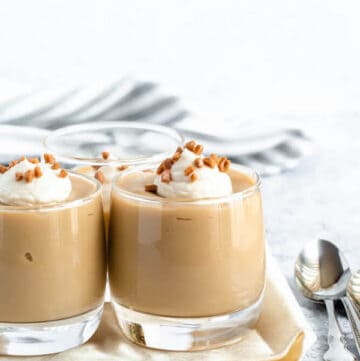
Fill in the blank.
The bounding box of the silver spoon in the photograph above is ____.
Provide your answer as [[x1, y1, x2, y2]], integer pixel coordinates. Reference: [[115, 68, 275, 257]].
[[295, 239, 358, 361], [348, 270, 360, 310], [347, 270, 360, 349]]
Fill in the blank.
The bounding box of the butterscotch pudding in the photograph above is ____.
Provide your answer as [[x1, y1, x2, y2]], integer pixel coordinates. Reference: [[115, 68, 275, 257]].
[[74, 152, 129, 233], [0, 154, 106, 356], [109, 140, 266, 351]]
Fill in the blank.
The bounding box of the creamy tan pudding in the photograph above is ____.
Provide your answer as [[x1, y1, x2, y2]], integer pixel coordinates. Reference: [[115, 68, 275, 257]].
[[74, 152, 129, 236], [0, 155, 106, 322], [109, 141, 265, 318]]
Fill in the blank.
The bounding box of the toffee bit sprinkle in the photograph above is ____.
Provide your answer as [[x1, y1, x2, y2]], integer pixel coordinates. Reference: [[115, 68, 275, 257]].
[[144, 184, 158, 193], [194, 158, 204, 168], [101, 151, 110, 160], [203, 157, 217, 168], [161, 169, 172, 183], [185, 140, 196, 151], [94, 170, 104, 184], [217, 157, 231, 172], [184, 165, 195, 176], [8, 160, 19, 168], [117, 165, 129, 171], [92, 165, 101, 170], [15, 172, 23, 181], [34, 166, 43, 178], [59, 169, 68, 178], [19, 156, 26, 161], [190, 173, 198, 182], [172, 151, 181, 161], [44, 153, 55, 164], [210, 153, 219, 163], [193, 144, 203, 155], [0, 165, 7, 174], [176, 146, 183, 154], [163, 158, 174, 170], [25, 170, 34, 183], [223, 159, 231, 172], [51, 162, 61, 170], [28, 157, 40, 164], [156, 162, 165, 175]]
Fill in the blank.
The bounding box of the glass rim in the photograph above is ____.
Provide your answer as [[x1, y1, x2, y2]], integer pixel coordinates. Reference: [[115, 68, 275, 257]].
[[112, 163, 262, 206], [0, 171, 102, 213], [43, 121, 184, 166]]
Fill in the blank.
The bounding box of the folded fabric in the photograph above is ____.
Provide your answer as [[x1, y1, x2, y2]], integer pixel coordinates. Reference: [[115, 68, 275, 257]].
[[1, 254, 315, 361], [0, 78, 312, 176]]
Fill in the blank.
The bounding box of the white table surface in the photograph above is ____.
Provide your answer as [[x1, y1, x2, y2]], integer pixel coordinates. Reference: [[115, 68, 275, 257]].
[[1, 1, 360, 359]]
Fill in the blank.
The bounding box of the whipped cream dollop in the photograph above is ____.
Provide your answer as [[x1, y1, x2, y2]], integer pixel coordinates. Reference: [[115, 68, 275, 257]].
[[153, 147, 232, 199], [0, 158, 72, 206]]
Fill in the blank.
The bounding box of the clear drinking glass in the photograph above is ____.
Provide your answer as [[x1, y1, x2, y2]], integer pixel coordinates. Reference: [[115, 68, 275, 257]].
[[108, 164, 266, 351], [0, 173, 106, 355], [44, 121, 183, 229]]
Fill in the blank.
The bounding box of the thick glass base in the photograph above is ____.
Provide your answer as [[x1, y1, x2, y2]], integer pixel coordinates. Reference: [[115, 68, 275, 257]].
[[0, 305, 103, 356], [113, 297, 263, 351]]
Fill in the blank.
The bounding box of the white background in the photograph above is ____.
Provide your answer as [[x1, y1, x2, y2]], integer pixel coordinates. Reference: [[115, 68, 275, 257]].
[[1, 0, 360, 121]]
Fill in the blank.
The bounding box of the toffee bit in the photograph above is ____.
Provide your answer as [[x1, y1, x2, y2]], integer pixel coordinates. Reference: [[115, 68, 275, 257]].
[[51, 162, 61, 170], [19, 156, 26, 161], [144, 184, 158, 193], [94, 170, 104, 184], [185, 140, 196, 151], [176, 146, 183, 154], [193, 144, 204, 155], [92, 165, 101, 170], [0, 165, 7, 174], [156, 162, 165, 175], [172, 151, 181, 161], [44, 153, 55, 164], [8, 160, 19, 168], [218, 157, 231, 172], [217, 157, 226, 171], [34, 166, 43, 178], [101, 151, 110, 160], [203, 157, 217, 168], [15, 172, 23, 181], [190, 173, 198, 182], [25, 170, 34, 183], [210, 153, 219, 163], [59, 169, 68, 178], [223, 159, 231, 172], [184, 165, 195, 176], [163, 158, 174, 170], [161, 169, 172, 183], [117, 165, 129, 171], [194, 158, 204, 168], [28, 157, 40, 164]]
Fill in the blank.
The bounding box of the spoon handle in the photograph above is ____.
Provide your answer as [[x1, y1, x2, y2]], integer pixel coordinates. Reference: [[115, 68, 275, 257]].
[[342, 296, 360, 355], [324, 299, 356, 361]]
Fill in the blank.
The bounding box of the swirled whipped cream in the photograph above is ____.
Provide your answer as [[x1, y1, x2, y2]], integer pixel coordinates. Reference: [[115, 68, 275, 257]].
[[152, 141, 232, 199], [0, 155, 71, 206]]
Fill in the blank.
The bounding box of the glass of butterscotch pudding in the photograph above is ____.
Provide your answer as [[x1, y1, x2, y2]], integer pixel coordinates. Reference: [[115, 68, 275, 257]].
[[0, 154, 106, 355], [44, 121, 183, 233], [109, 140, 266, 351]]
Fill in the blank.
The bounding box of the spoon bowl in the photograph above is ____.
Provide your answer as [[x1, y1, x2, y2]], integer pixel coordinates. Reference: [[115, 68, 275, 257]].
[[295, 239, 351, 301]]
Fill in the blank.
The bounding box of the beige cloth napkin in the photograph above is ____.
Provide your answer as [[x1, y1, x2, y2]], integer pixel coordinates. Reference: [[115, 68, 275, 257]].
[[1, 255, 316, 361]]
